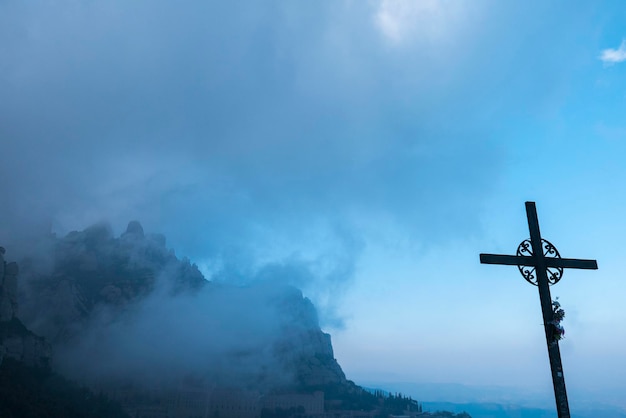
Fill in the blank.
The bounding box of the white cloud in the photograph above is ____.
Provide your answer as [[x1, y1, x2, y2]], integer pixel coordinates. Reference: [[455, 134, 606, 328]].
[[599, 40, 626, 65], [373, 0, 468, 44]]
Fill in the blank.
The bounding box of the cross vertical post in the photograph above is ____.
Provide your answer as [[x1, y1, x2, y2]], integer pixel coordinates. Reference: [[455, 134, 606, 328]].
[[526, 202, 570, 417], [479, 202, 598, 418]]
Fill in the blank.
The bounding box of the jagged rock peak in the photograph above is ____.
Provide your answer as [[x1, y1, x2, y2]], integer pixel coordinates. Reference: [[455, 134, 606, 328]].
[[19, 221, 207, 342], [123, 221, 144, 238]]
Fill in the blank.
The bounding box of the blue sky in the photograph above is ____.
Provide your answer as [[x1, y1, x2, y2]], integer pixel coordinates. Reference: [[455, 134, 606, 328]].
[[2, 0, 626, 411]]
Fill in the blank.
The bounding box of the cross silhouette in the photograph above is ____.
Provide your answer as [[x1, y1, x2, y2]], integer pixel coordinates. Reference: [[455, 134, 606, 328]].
[[480, 202, 597, 418]]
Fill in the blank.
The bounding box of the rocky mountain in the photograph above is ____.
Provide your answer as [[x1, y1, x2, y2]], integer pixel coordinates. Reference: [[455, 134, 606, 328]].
[[16, 221, 349, 392], [3, 222, 471, 418]]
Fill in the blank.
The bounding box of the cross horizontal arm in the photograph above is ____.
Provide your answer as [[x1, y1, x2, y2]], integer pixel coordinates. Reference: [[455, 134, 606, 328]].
[[544, 257, 598, 270], [480, 254, 598, 270], [480, 254, 533, 266]]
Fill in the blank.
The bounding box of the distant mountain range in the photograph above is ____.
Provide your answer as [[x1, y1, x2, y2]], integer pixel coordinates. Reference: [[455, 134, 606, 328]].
[[422, 402, 626, 418], [363, 381, 626, 418]]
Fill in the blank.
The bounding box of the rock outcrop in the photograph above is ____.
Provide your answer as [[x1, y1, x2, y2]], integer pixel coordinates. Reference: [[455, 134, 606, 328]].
[[0, 248, 51, 368], [0, 318, 51, 368], [273, 288, 347, 388]]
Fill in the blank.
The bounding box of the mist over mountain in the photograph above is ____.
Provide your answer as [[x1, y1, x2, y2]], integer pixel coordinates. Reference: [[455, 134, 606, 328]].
[[0, 222, 476, 417], [16, 221, 348, 392]]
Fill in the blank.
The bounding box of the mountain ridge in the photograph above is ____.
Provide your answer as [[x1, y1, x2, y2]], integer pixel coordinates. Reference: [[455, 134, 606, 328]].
[[1, 221, 470, 417], [17, 221, 350, 392]]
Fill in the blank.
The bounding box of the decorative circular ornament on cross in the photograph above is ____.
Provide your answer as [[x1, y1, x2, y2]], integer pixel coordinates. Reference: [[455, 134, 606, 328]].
[[516, 238, 564, 286]]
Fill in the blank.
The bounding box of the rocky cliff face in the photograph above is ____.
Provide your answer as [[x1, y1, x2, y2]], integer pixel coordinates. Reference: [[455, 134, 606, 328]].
[[273, 287, 347, 388], [17, 222, 349, 392], [0, 318, 51, 369], [0, 247, 51, 368]]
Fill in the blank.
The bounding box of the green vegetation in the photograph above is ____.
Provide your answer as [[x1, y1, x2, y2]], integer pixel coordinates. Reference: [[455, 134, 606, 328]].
[[265, 383, 471, 417]]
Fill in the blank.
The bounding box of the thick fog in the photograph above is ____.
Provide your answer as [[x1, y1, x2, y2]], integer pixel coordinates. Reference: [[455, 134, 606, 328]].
[[55, 274, 307, 388], [0, 2, 499, 294]]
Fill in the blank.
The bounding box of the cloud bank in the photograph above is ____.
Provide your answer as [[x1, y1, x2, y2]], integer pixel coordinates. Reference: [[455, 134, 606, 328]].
[[0, 1, 506, 322]]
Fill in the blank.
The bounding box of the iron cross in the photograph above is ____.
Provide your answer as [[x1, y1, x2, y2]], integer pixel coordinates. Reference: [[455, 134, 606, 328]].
[[480, 202, 597, 418]]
